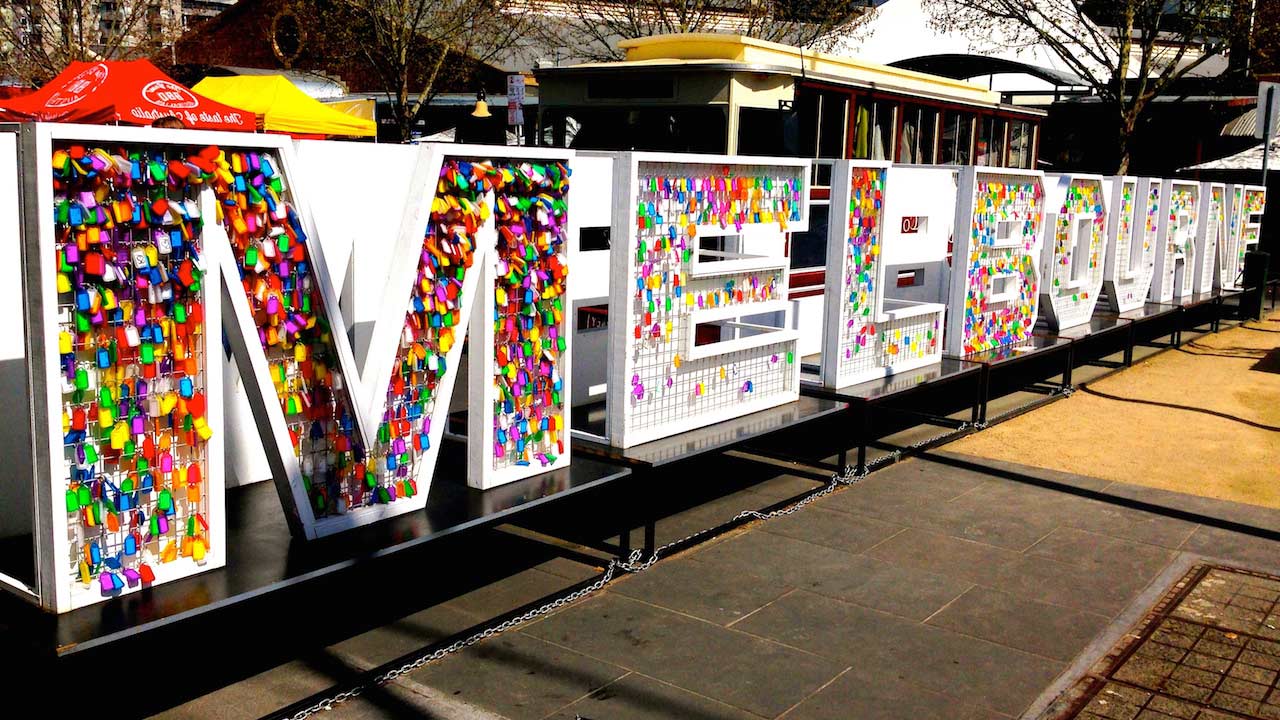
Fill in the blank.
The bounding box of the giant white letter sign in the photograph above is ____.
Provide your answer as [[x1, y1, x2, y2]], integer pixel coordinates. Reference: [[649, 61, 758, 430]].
[[1220, 184, 1266, 290], [948, 167, 1045, 355], [605, 153, 808, 448], [819, 161, 944, 388], [1101, 176, 1158, 313], [1193, 182, 1226, 295], [1150, 179, 1199, 302], [1040, 174, 1106, 330]]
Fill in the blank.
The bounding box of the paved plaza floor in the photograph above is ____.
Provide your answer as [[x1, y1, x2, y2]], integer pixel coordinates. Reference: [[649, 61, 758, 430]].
[[160, 450, 1280, 720]]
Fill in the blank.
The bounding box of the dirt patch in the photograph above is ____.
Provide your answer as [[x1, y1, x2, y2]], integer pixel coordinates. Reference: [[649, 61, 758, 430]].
[[949, 312, 1280, 509]]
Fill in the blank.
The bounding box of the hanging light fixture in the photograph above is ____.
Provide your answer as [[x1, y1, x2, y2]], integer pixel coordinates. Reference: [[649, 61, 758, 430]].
[[471, 89, 492, 118]]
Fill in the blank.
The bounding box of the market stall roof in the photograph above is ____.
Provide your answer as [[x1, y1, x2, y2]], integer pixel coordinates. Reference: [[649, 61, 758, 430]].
[[0, 60, 253, 131], [193, 75, 375, 138]]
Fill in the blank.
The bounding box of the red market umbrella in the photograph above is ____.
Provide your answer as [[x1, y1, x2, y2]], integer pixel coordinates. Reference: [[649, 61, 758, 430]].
[[0, 60, 253, 131]]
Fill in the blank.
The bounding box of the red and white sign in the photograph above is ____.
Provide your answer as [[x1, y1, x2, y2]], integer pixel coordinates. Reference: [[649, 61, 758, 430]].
[[44, 63, 109, 109], [142, 80, 200, 110], [901, 216, 921, 234], [507, 74, 525, 127]]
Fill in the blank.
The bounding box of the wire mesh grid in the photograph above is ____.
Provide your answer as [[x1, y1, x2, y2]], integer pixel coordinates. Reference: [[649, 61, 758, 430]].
[[53, 143, 214, 592]]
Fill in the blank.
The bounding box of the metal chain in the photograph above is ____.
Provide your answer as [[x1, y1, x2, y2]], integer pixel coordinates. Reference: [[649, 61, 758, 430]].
[[280, 419, 982, 720], [973, 384, 1075, 430]]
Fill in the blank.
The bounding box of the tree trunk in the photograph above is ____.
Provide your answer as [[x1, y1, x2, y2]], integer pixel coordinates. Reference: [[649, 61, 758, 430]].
[[396, 76, 413, 144], [1115, 110, 1140, 176]]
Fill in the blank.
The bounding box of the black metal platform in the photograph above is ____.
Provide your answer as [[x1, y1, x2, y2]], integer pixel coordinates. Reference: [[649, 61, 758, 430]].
[[1045, 315, 1135, 368], [1119, 302, 1184, 349], [1170, 290, 1238, 337], [561, 395, 848, 560], [2, 441, 630, 660], [948, 334, 1074, 424], [800, 359, 984, 472]]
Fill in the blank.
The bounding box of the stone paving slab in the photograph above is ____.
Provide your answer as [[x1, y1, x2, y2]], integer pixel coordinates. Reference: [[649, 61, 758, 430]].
[[519, 593, 848, 718]]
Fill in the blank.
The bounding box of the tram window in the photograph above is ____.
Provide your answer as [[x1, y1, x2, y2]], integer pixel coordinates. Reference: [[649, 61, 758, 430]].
[[898, 105, 938, 164], [939, 112, 974, 165], [853, 100, 894, 160], [789, 202, 830, 271], [1008, 120, 1034, 169], [738, 108, 798, 156], [797, 89, 819, 157], [565, 107, 728, 153], [977, 116, 1008, 167], [817, 92, 849, 158]]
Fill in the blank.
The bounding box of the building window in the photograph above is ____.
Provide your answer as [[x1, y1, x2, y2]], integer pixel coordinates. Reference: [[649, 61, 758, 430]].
[[939, 111, 974, 165], [853, 100, 894, 160], [897, 104, 938, 164]]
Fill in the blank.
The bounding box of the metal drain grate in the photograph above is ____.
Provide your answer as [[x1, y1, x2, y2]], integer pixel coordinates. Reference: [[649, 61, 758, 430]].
[[1056, 565, 1280, 720]]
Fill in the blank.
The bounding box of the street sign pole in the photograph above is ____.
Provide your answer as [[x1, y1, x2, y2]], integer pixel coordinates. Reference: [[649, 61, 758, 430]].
[[506, 74, 525, 146], [1264, 85, 1274, 187]]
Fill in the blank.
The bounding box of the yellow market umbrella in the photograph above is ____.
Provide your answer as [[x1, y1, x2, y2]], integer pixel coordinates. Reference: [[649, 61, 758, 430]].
[[193, 75, 375, 138]]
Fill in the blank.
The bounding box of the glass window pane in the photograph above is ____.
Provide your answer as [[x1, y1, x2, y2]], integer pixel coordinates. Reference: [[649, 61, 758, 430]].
[[977, 117, 1007, 166], [853, 103, 871, 159], [797, 90, 819, 158], [939, 112, 972, 165], [812, 161, 834, 188], [898, 106, 918, 163], [854, 100, 894, 161], [873, 102, 894, 160], [991, 118, 1007, 166], [817, 93, 847, 158], [1008, 121, 1033, 169], [898, 105, 938, 164], [789, 202, 830, 269], [918, 108, 937, 163]]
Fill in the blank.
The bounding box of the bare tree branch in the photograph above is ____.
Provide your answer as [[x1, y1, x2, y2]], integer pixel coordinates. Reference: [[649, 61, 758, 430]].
[[923, 0, 1248, 173], [517, 0, 878, 64], [1, 0, 180, 86]]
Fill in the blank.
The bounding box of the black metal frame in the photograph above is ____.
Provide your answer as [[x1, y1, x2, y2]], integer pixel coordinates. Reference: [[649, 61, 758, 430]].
[[1043, 316, 1134, 370], [572, 395, 848, 561], [1119, 302, 1184, 354], [947, 334, 1075, 426], [800, 359, 984, 475], [1173, 291, 1235, 340]]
